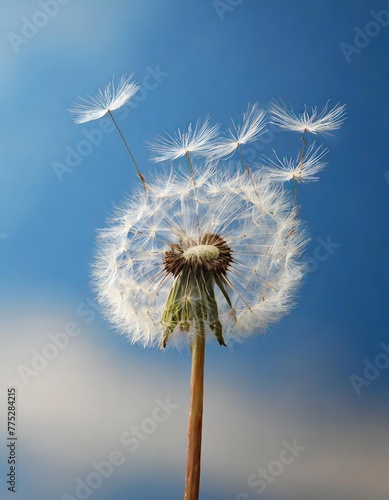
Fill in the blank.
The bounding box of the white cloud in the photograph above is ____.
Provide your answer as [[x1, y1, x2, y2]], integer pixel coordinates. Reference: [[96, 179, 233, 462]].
[[1, 309, 388, 499]]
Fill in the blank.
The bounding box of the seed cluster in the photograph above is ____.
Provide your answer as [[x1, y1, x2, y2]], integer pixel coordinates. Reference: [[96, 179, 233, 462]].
[[94, 164, 308, 348], [161, 233, 234, 347], [164, 233, 233, 277]]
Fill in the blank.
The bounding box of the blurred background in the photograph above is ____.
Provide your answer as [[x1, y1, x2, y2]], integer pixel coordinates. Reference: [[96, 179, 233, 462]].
[[1, 1, 389, 499]]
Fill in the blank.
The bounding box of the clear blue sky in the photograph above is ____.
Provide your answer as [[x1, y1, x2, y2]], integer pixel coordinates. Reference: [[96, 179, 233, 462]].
[[1, 1, 389, 499]]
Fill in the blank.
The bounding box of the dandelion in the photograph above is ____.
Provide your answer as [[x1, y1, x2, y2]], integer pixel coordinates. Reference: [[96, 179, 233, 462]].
[[269, 100, 347, 134], [93, 162, 307, 498], [80, 89, 345, 499], [93, 164, 307, 349], [263, 143, 328, 183], [210, 102, 267, 160], [69, 74, 139, 124], [148, 116, 220, 163]]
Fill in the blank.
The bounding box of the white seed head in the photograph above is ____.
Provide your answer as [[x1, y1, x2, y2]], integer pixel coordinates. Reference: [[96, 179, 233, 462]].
[[209, 102, 267, 160], [69, 74, 139, 124], [93, 164, 308, 348], [262, 143, 328, 183], [147, 116, 220, 162], [269, 100, 346, 135]]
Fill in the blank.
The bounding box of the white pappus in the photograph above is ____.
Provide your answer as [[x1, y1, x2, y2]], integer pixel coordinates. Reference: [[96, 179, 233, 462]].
[[93, 164, 308, 348], [70, 82, 345, 349]]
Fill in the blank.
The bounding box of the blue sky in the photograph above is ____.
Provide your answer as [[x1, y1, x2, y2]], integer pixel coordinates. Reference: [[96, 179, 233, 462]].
[[1, 1, 389, 499]]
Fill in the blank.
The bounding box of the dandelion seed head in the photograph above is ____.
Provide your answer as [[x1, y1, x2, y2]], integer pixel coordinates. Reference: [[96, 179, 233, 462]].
[[93, 164, 307, 348], [148, 116, 220, 162], [69, 74, 139, 124], [209, 102, 267, 160], [269, 100, 346, 134], [262, 143, 328, 183]]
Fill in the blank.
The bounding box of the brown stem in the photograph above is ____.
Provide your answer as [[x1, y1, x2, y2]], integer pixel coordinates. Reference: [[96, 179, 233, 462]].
[[297, 129, 307, 173], [185, 151, 201, 236], [184, 331, 205, 500], [237, 143, 266, 213], [293, 129, 307, 209], [185, 150, 195, 179], [107, 110, 148, 191]]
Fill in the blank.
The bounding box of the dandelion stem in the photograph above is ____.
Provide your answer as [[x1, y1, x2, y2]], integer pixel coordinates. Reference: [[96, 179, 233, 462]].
[[185, 151, 201, 235], [185, 151, 195, 179], [237, 142, 248, 171], [184, 329, 205, 500], [185, 151, 197, 194], [107, 110, 148, 191], [298, 130, 307, 172], [292, 177, 298, 203], [293, 129, 307, 207], [237, 143, 265, 212]]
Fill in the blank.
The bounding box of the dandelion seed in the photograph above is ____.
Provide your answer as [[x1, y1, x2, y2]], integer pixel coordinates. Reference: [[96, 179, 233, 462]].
[[269, 100, 346, 134], [148, 116, 220, 163], [209, 102, 267, 160], [69, 74, 139, 124], [93, 164, 307, 348], [263, 143, 328, 183], [70, 74, 148, 190]]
